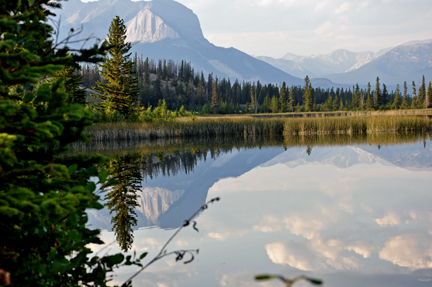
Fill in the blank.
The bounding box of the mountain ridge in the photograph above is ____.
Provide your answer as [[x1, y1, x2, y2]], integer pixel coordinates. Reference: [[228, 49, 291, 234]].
[[56, 0, 304, 85], [257, 39, 432, 85]]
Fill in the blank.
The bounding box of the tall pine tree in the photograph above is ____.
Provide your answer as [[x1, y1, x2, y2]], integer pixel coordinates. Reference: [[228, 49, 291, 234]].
[[401, 81, 409, 109], [95, 16, 138, 119], [279, 82, 287, 112], [288, 86, 295, 112], [375, 77, 382, 109], [393, 84, 401, 109], [427, 82, 432, 109], [211, 82, 219, 114], [303, 76, 313, 112]]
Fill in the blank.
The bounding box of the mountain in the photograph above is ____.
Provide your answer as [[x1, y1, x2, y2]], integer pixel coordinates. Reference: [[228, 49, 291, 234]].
[[87, 147, 285, 230], [55, 0, 303, 85], [324, 42, 432, 86], [87, 141, 432, 232], [258, 40, 432, 86], [257, 49, 375, 79]]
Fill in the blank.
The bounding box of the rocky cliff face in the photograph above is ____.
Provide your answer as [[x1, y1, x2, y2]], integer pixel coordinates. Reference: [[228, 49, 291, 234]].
[[136, 187, 184, 225], [125, 9, 179, 43]]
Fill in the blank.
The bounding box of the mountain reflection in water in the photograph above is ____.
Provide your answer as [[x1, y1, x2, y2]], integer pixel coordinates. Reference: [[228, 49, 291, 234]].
[[74, 133, 432, 287]]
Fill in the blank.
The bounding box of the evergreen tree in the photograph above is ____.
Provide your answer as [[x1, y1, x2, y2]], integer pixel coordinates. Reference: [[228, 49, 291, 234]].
[[393, 84, 401, 109], [382, 84, 389, 108], [419, 75, 426, 108], [103, 155, 142, 251], [401, 81, 409, 109], [288, 86, 295, 112], [334, 94, 340, 111], [95, 16, 138, 119], [211, 82, 219, 114], [250, 86, 257, 113], [262, 95, 271, 113], [303, 76, 313, 112], [366, 82, 373, 110], [375, 77, 382, 109], [427, 82, 432, 109], [411, 81, 417, 109], [279, 82, 287, 112], [270, 96, 279, 113], [58, 65, 87, 105], [0, 1, 132, 286]]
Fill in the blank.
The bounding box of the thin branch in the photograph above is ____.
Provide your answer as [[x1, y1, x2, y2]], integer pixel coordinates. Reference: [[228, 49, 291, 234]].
[[121, 197, 220, 286]]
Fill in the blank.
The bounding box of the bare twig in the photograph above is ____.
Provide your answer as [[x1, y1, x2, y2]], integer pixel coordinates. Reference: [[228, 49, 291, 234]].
[[121, 197, 220, 286]]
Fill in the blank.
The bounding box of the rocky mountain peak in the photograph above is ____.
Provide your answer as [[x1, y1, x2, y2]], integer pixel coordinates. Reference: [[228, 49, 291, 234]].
[[125, 9, 179, 43]]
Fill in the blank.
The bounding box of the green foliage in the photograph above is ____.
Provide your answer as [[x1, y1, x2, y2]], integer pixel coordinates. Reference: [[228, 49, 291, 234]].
[[94, 16, 139, 120], [303, 76, 313, 112], [102, 155, 142, 251], [393, 84, 401, 109], [288, 86, 295, 112], [401, 81, 409, 109], [211, 82, 219, 114], [0, 1, 135, 286], [279, 82, 287, 112], [427, 82, 432, 109]]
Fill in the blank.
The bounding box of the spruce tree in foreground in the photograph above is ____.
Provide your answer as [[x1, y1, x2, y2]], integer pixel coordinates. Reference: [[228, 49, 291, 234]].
[[95, 16, 138, 120]]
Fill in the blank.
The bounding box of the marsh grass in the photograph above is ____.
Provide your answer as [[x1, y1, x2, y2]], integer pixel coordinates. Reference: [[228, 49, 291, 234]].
[[85, 115, 432, 142]]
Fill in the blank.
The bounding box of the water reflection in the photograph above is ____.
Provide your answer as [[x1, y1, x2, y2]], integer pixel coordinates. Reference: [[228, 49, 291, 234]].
[[74, 133, 432, 286]]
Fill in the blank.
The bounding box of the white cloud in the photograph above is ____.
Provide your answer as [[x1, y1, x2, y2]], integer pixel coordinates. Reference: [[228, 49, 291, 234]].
[[335, 2, 350, 14], [375, 212, 401, 226], [379, 234, 432, 269]]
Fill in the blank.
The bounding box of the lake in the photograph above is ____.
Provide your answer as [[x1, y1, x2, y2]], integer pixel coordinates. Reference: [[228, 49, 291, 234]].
[[79, 133, 432, 287]]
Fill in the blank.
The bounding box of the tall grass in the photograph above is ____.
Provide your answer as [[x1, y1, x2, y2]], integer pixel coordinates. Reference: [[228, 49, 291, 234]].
[[283, 115, 432, 135], [84, 115, 432, 141]]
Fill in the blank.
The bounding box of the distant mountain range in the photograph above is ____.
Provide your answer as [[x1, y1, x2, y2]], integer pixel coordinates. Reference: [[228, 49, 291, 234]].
[[56, 0, 431, 88], [257, 39, 432, 86], [56, 0, 303, 85]]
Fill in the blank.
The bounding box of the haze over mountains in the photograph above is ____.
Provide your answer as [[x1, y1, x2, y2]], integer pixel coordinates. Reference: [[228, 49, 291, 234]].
[[57, 0, 431, 88]]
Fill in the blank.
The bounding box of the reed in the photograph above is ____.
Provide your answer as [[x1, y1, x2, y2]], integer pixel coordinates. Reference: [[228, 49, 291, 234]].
[[84, 115, 432, 142]]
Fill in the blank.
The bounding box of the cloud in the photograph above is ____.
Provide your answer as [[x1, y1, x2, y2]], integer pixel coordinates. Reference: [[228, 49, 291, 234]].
[[265, 238, 365, 271], [379, 234, 432, 269], [208, 230, 248, 241], [345, 242, 380, 258], [335, 2, 350, 14], [219, 270, 258, 287], [375, 212, 401, 226]]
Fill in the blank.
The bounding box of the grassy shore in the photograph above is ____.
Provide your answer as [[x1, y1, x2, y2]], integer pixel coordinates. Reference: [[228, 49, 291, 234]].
[[85, 113, 432, 141]]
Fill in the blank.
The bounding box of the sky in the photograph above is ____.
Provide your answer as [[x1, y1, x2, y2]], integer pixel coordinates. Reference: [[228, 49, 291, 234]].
[[83, 0, 432, 58]]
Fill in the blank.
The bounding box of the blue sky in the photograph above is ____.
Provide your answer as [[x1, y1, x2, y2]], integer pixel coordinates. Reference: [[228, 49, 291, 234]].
[[84, 0, 432, 57]]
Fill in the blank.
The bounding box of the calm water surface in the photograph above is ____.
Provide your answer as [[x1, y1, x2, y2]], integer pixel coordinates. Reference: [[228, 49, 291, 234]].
[[84, 135, 432, 287]]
